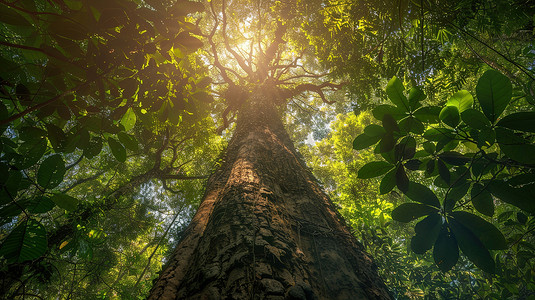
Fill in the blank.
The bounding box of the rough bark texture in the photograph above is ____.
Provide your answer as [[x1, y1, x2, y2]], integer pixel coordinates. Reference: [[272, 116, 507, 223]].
[[148, 87, 391, 300]]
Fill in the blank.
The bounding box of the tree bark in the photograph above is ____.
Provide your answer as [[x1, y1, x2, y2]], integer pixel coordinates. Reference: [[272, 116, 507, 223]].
[[148, 86, 391, 300]]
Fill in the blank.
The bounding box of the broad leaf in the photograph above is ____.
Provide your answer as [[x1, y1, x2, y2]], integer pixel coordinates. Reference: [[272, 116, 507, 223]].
[[120, 108, 137, 131], [391, 203, 438, 223], [380, 168, 396, 195], [451, 211, 506, 250], [433, 227, 459, 272], [353, 133, 381, 150], [108, 138, 126, 163], [476, 69, 512, 123], [439, 106, 460, 128], [488, 180, 535, 214], [411, 213, 442, 254], [358, 161, 394, 179], [37, 155, 65, 189], [449, 219, 495, 273], [386, 76, 409, 111], [471, 184, 494, 216], [461, 109, 491, 130], [0, 219, 47, 263], [446, 90, 473, 112], [403, 182, 440, 207], [52, 193, 79, 211], [497, 112, 535, 133]]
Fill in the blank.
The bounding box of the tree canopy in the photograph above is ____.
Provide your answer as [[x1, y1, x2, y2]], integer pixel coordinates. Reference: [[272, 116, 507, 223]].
[[1, 0, 534, 298]]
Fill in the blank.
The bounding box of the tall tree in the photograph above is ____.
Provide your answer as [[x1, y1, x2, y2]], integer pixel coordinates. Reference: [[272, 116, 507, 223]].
[[148, 0, 391, 298]]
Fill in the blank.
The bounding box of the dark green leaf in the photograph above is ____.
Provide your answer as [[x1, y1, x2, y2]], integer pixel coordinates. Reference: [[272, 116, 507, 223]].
[[516, 212, 528, 225], [37, 155, 65, 189], [437, 159, 450, 185], [363, 124, 386, 137], [395, 136, 416, 161], [49, 18, 87, 40], [471, 183, 494, 217], [0, 219, 47, 263], [444, 182, 470, 212], [15, 138, 47, 169], [476, 69, 512, 123], [391, 203, 439, 223], [438, 151, 470, 166], [408, 86, 426, 109], [488, 180, 535, 214], [83, 137, 102, 159], [380, 168, 396, 195], [353, 133, 381, 150], [26, 196, 55, 214], [423, 128, 454, 141], [379, 132, 396, 153], [461, 109, 491, 130], [449, 219, 496, 273], [0, 4, 32, 26], [439, 106, 460, 128], [51, 193, 79, 211], [382, 114, 400, 133], [497, 112, 535, 133], [495, 127, 535, 164], [396, 165, 409, 192], [413, 106, 441, 123], [108, 138, 126, 163], [372, 105, 406, 121], [411, 213, 442, 254], [399, 116, 425, 134], [358, 161, 394, 179], [386, 76, 409, 111], [404, 159, 421, 170], [403, 182, 440, 207], [433, 227, 459, 272], [423, 141, 436, 154], [117, 132, 139, 152]]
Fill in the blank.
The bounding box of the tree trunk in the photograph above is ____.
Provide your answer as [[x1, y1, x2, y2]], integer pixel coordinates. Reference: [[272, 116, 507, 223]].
[[148, 86, 391, 300]]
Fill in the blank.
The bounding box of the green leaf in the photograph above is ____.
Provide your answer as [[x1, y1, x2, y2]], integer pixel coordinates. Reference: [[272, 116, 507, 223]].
[[372, 105, 406, 121], [379, 168, 396, 195], [476, 69, 512, 123], [49, 18, 87, 40], [15, 138, 47, 169], [403, 182, 440, 207], [437, 159, 450, 185], [451, 211, 506, 250], [395, 136, 416, 161], [411, 213, 442, 254], [444, 182, 470, 211], [438, 151, 470, 166], [423, 128, 454, 141], [378, 132, 396, 153], [471, 184, 494, 217], [46, 124, 66, 151], [51, 193, 79, 211], [391, 203, 439, 223], [433, 227, 459, 272], [423, 141, 436, 154], [488, 180, 535, 214], [83, 137, 102, 159], [0, 4, 31, 26], [26, 196, 55, 214], [382, 114, 400, 133], [120, 108, 137, 131], [37, 155, 65, 189], [399, 116, 424, 134], [408, 87, 426, 109], [386, 76, 409, 111], [108, 138, 126, 163], [446, 90, 473, 112], [358, 161, 394, 179], [413, 106, 441, 123], [395, 165, 409, 192], [353, 133, 381, 150], [0, 219, 47, 263], [449, 219, 495, 273], [461, 109, 491, 130], [363, 124, 386, 137], [497, 112, 535, 133], [495, 127, 535, 164], [439, 106, 460, 127], [117, 132, 139, 152]]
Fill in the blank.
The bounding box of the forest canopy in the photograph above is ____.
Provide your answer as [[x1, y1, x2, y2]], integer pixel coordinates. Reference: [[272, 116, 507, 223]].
[[0, 0, 534, 299]]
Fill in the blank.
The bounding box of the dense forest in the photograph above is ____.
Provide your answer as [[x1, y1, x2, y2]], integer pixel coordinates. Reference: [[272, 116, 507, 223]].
[[1, 0, 534, 299]]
